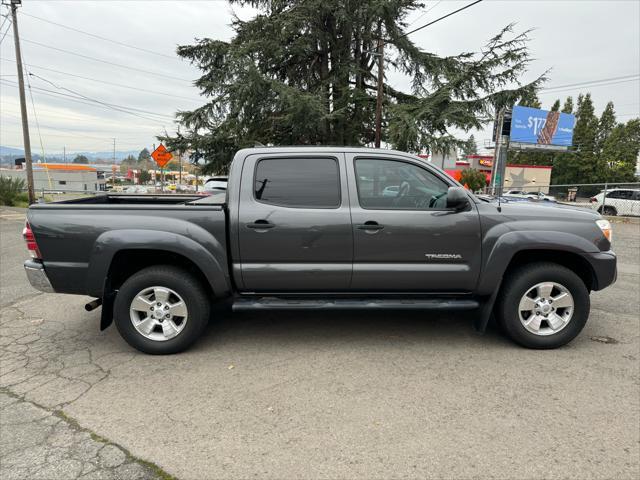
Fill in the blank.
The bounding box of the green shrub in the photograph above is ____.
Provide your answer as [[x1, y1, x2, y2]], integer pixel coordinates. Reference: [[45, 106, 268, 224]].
[[459, 168, 488, 193], [0, 177, 27, 206]]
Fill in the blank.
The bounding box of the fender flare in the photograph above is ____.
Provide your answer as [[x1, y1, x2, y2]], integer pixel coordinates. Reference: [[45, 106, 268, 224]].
[[473, 230, 599, 332], [86, 228, 231, 298]]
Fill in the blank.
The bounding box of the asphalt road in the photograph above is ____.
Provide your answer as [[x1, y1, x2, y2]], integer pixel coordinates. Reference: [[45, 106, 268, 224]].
[[1, 207, 638, 479]]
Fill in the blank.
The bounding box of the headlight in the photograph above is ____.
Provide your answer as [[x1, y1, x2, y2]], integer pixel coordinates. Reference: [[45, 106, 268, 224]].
[[596, 219, 612, 242]]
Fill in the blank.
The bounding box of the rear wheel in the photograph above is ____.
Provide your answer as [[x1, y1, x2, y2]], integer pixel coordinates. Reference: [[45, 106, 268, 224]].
[[496, 262, 590, 349], [602, 206, 617, 216], [114, 265, 210, 354]]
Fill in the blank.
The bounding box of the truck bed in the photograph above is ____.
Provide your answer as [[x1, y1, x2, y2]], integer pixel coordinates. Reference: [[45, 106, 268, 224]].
[[51, 193, 225, 206], [27, 195, 229, 296]]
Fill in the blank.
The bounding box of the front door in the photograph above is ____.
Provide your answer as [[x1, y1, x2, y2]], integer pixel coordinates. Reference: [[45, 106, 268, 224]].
[[238, 153, 353, 292], [346, 153, 482, 292]]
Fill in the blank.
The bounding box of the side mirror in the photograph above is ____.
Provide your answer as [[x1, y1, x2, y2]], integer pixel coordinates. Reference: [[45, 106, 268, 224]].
[[446, 186, 470, 211]]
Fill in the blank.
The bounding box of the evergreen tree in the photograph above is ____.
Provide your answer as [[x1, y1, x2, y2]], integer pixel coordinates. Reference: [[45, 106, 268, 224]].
[[461, 135, 477, 156], [550, 99, 560, 111], [552, 93, 599, 184], [600, 119, 640, 182], [596, 102, 616, 153], [72, 155, 89, 164], [160, 1, 544, 172], [138, 148, 151, 162], [561, 96, 573, 114]]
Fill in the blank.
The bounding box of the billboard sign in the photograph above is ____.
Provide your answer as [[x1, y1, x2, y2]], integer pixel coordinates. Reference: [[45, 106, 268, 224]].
[[510, 106, 576, 146]]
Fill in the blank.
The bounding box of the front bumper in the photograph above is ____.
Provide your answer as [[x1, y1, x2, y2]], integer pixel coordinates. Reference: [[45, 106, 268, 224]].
[[582, 250, 617, 291], [24, 259, 55, 293]]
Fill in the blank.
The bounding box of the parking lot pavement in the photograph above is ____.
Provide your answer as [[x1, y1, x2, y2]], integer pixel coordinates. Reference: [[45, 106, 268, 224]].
[[1, 208, 639, 480]]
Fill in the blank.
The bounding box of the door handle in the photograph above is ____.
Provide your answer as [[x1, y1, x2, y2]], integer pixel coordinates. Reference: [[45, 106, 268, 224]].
[[357, 221, 384, 231], [246, 220, 275, 229]]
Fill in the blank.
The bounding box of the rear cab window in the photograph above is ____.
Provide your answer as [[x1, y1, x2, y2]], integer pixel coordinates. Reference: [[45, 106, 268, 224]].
[[254, 157, 341, 208]]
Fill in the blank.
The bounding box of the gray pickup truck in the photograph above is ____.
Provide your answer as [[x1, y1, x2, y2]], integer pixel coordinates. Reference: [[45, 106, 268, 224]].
[[23, 147, 616, 354]]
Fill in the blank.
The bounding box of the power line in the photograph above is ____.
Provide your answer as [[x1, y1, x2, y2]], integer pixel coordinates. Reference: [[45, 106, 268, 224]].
[[25, 73, 177, 120], [1, 119, 116, 142], [22, 48, 46, 161], [0, 78, 174, 125], [0, 16, 11, 45], [407, 1, 443, 27], [1, 115, 161, 139], [538, 77, 640, 95], [20, 11, 180, 61], [0, 58, 200, 102], [20, 37, 191, 83], [401, 0, 484, 38], [540, 74, 640, 92]]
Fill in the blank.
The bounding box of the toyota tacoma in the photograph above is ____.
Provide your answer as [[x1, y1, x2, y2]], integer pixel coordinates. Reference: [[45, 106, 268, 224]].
[[23, 147, 616, 354]]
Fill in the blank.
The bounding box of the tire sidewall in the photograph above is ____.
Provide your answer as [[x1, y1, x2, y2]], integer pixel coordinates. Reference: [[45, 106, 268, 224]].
[[114, 266, 209, 354], [499, 264, 590, 349]]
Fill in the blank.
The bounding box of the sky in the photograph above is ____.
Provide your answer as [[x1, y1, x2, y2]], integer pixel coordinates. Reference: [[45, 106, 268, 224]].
[[0, 0, 639, 155]]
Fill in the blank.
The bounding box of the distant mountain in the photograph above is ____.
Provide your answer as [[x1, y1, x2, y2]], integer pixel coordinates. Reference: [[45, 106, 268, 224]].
[[0, 146, 142, 163], [0, 146, 24, 156]]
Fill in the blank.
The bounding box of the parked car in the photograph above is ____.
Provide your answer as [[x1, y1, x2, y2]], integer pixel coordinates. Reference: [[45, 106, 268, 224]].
[[203, 176, 228, 193], [124, 186, 148, 194], [590, 188, 640, 216], [504, 190, 557, 202], [382, 185, 400, 197], [23, 147, 616, 354]]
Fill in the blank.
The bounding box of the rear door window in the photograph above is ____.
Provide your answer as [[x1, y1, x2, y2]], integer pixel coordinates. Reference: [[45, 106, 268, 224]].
[[254, 157, 340, 208]]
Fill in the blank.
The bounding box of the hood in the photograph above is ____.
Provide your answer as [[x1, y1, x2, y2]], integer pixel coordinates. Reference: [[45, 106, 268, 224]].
[[477, 196, 601, 220]]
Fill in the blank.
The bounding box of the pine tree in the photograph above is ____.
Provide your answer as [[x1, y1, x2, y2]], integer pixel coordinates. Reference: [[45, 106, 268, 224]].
[[461, 135, 477, 156], [601, 119, 640, 182], [160, 1, 545, 172], [552, 93, 599, 184], [550, 99, 560, 111], [596, 102, 616, 153], [561, 96, 573, 114]]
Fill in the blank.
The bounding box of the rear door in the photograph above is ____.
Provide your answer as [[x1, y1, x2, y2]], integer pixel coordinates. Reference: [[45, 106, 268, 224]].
[[237, 153, 353, 291], [346, 153, 482, 292]]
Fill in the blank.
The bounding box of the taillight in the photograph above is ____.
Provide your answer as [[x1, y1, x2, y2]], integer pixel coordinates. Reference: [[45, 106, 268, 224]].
[[590, 197, 597, 203], [22, 221, 42, 259]]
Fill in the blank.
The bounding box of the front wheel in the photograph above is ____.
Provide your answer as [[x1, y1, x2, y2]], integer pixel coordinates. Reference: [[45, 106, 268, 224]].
[[114, 265, 210, 354], [495, 262, 590, 349]]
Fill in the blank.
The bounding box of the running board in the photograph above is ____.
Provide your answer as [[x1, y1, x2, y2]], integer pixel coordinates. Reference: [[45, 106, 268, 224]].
[[232, 297, 479, 312]]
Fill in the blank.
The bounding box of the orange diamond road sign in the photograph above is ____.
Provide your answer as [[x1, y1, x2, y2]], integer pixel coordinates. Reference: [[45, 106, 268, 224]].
[[151, 144, 173, 169]]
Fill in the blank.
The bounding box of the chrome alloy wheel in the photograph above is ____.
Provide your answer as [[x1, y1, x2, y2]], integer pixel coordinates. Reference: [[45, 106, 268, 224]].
[[518, 282, 574, 336], [129, 286, 188, 342]]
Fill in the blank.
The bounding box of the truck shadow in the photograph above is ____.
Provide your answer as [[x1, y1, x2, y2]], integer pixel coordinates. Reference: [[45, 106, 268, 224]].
[[197, 307, 511, 350]]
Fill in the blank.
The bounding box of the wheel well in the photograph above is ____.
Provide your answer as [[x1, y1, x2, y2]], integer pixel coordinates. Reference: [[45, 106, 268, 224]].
[[504, 250, 596, 291], [107, 249, 213, 296]]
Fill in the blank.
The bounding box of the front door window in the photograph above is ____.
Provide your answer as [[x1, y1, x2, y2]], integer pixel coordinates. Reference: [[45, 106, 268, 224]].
[[355, 158, 449, 210]]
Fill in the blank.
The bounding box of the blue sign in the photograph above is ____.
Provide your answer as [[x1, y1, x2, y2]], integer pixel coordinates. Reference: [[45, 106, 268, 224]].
[[510, 106, 576, 146]]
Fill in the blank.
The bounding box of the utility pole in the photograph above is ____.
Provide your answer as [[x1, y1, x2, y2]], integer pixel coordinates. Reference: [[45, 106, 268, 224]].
[[489, 107, 510, 196], [9, 0, 35, 204], [63, 145, 66, 163], [374, 38, 384, 149]]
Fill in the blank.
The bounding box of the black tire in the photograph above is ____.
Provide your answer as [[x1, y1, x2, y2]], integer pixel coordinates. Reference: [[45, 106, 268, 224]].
[[114, 265, 210, 354], [602, 206, 617, 216], [495, 262, 590, 349]]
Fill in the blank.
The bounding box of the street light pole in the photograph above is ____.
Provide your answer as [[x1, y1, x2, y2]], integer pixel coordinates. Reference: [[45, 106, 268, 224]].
[[9, 0, 35, 204]]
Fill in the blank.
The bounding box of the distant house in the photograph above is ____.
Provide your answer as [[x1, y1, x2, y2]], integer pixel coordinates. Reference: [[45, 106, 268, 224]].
[[0, 163, 106, 192]]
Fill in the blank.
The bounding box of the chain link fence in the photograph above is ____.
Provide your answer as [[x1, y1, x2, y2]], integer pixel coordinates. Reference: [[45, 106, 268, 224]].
[[484, 182, 640, 217]]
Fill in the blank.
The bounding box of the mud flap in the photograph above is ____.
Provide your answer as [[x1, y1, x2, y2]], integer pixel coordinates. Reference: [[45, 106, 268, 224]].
[[474, 289, 499, 333], [100, 277, 116, 331]]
